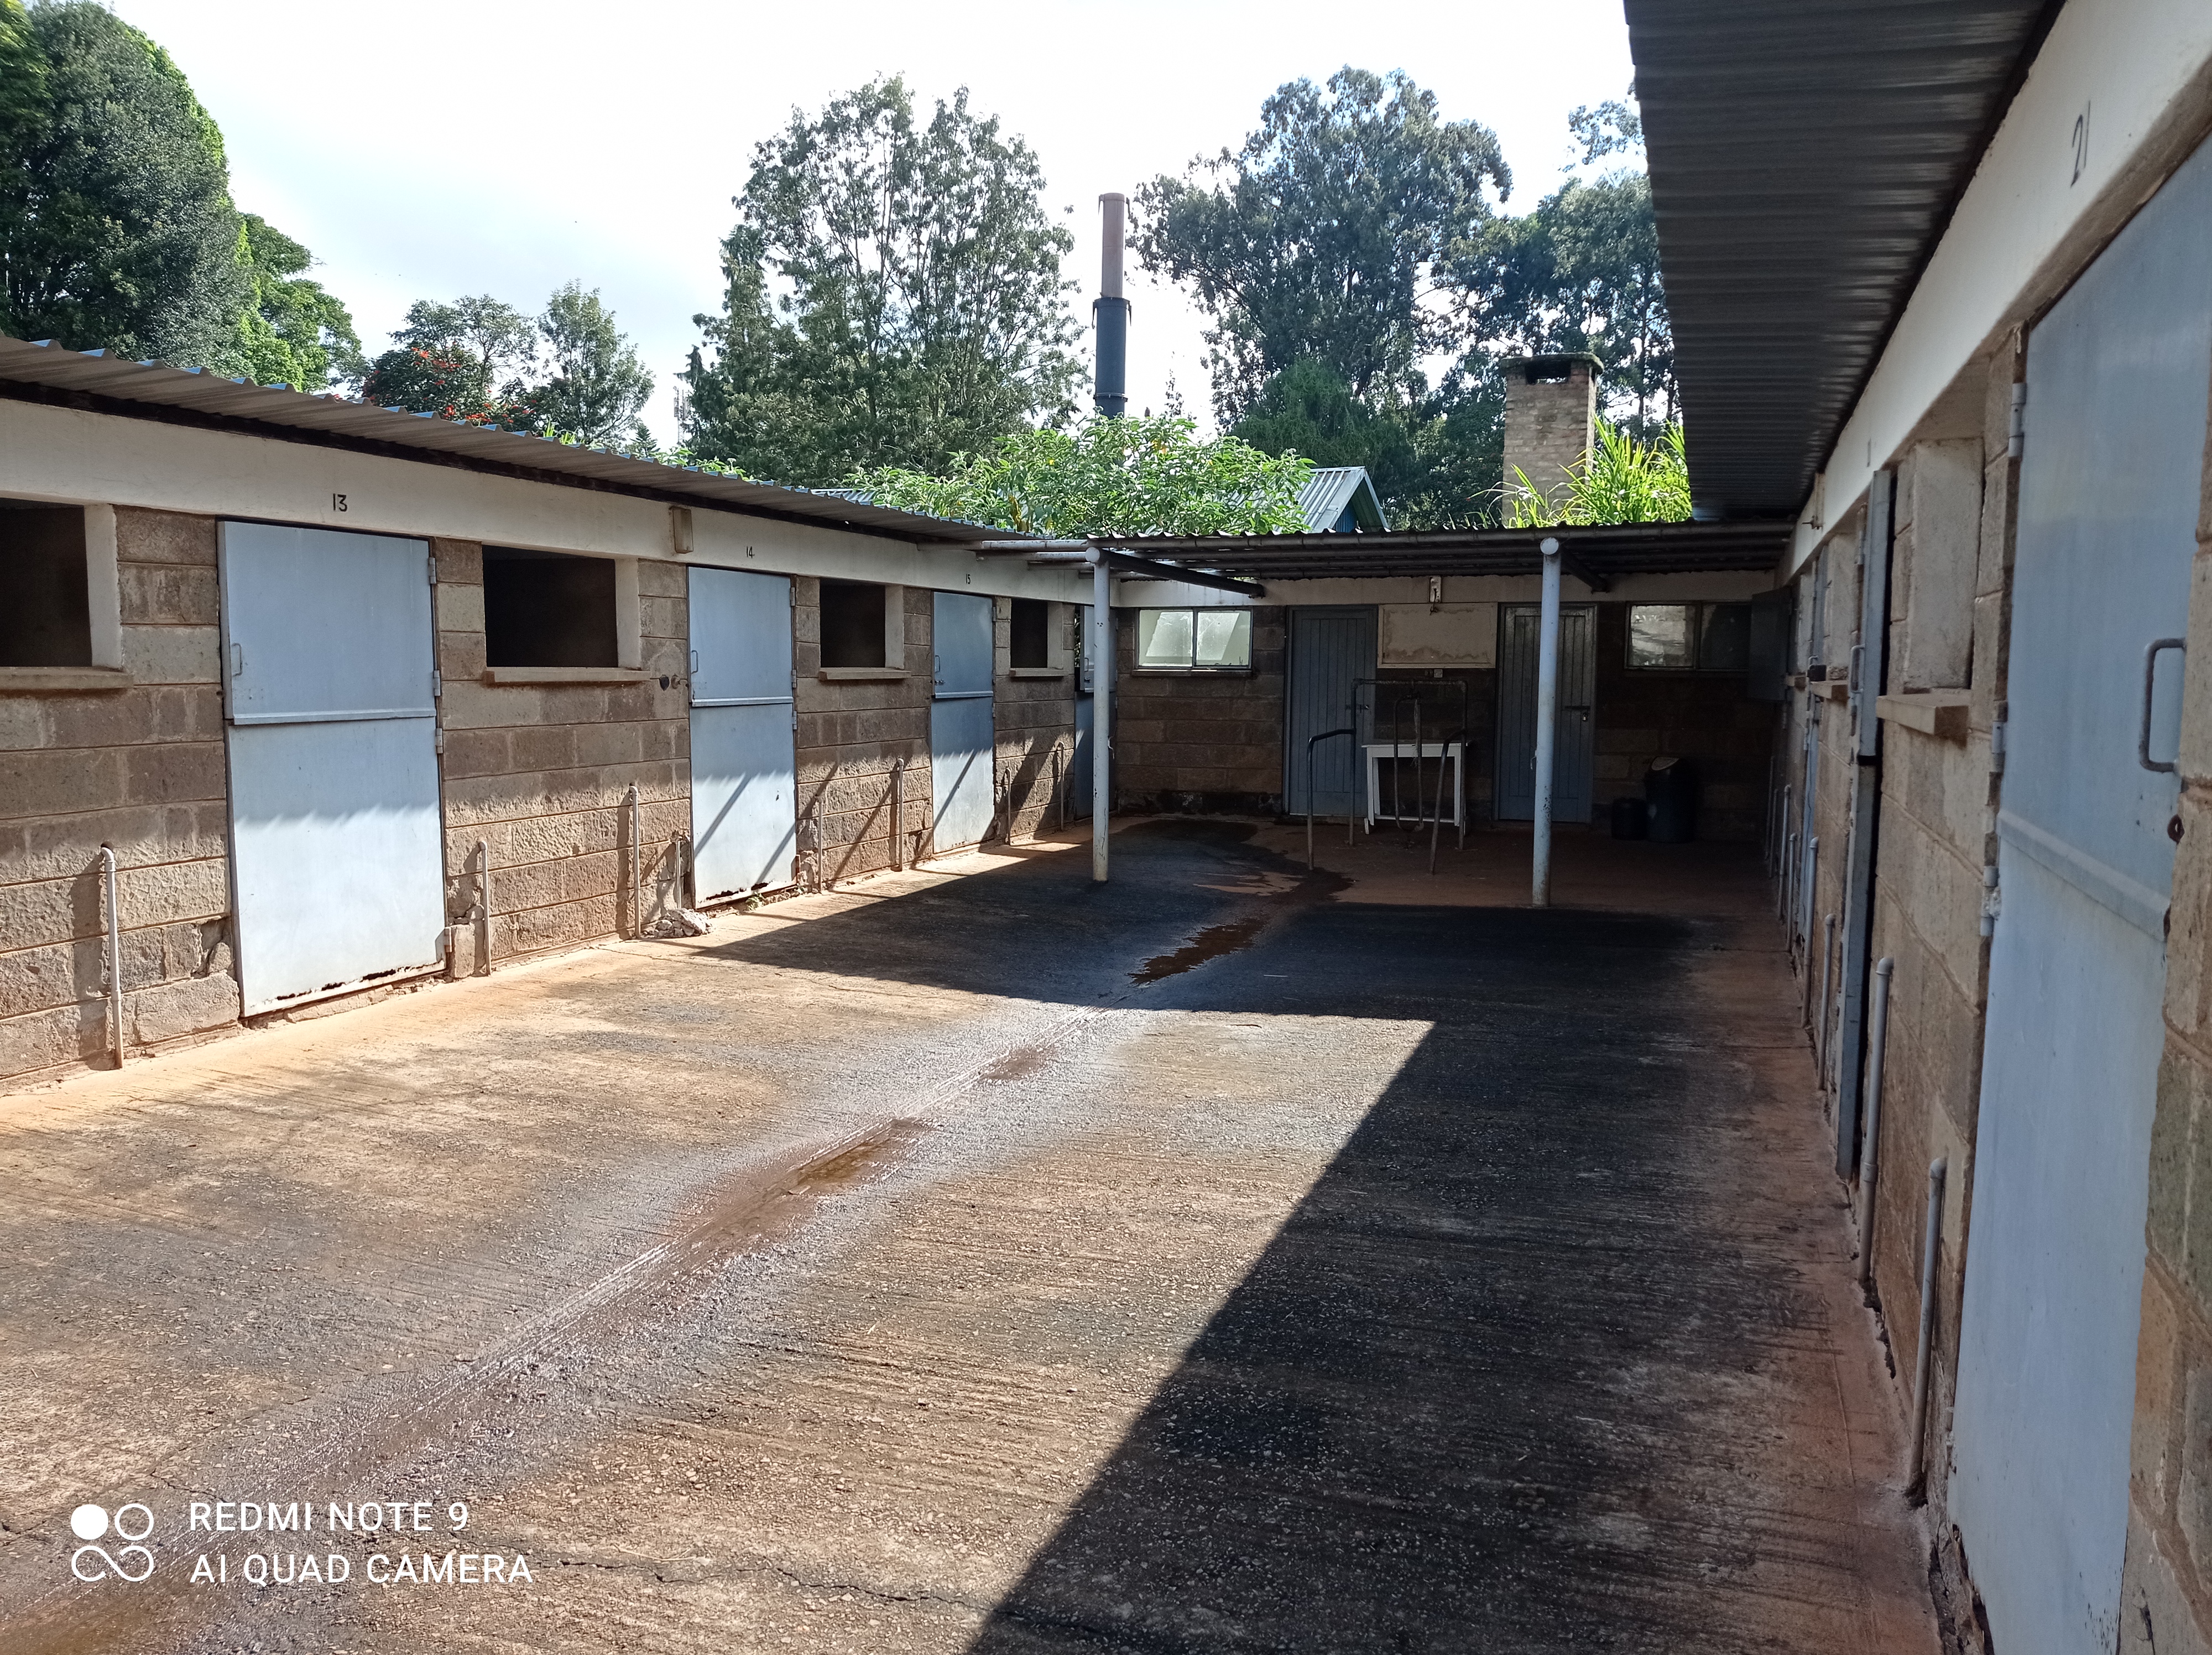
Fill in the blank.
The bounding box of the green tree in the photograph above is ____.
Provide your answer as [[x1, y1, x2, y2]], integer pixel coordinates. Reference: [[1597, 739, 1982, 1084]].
[[223, 214, 363, 392], [1458, 170, 1673, 434], [851, 415, 1312, 538], [1134, 67, 1510, 421], [361, 295, 539, 425], [534, 282, 652, 445], [682, 77, 1082, 486], [1500, 417, 1689, 526], [0, 1, 248, 365]]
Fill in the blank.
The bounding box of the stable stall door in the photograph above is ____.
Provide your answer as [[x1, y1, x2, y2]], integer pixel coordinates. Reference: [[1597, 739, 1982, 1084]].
[[1495, 604, 1595, 823], [220, 523, 446, 1015], [689, 568, 797, 903], [1949, 134, 2212, 1655], [1285, 607, 1378, 816], [931, 591, 995, 853]]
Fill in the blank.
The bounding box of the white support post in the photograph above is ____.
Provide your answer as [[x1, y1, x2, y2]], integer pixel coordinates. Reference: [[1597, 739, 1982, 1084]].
[[1532, 538, 1562, 907], [1092, 558, 1111, 883]]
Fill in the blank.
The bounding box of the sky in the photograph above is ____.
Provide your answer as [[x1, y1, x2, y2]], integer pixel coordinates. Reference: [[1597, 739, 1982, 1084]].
[[109, 0, 1638, 446]]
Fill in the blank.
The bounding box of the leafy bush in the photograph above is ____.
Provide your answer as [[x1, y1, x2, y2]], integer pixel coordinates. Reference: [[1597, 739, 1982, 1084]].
[[1500, 418, 1688, 527], [852, 415, 1313, 538]]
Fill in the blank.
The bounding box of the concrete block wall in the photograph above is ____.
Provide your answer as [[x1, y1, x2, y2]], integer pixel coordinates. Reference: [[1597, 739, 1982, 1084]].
[[434, 541, 690, 967], [0, 508, 241, 1088], [2122, 347, 2212, 1653], [994, 598, 1079, 842], [794, 579, 932, 882], [1115, 607, 1288, 814], [1591, 605, 1773, 841]]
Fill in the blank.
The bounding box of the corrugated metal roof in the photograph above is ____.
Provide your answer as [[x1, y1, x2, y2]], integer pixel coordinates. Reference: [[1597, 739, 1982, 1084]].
[[1091, 520, 1787, 581], [1625, 0, 2060, 518], [0, 336, 1026, 545], [1295, 466, 1387, 533]]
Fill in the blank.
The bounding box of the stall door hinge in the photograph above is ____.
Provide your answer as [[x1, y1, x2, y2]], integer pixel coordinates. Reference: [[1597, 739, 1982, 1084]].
[[431, 669, 443, 699], [428, 553, 439, 585], [1990, 716, 2007, 776], [2007, 384, 2027, 459], [1980, 863, 2002, 936]]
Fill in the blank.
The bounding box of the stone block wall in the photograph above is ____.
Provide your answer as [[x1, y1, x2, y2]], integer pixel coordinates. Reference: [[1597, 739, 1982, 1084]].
[[2122, 345, 2212, 1653], [994, 598, 1079, 842], [0, 508, 240, 1089], [1591, 604, 1773, 841], [794, 579, 931, 882], [1115, 607, 1287, 814], [433, 542, 690, 967]]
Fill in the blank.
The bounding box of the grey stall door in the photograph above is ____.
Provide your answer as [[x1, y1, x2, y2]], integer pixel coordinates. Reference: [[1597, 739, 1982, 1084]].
[[1495, 604, 1595, 823], [930, 591, 996, 854], [218, 522, 446, 1015], [689, 566, 797, 903], [1949, 136, 2212, 1655], [1284, 607, 1378, 816]]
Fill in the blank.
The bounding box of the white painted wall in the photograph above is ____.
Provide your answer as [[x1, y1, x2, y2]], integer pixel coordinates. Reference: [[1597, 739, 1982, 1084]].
[[0, 398, 1093, 602], [1793, 0, 2212, 574]]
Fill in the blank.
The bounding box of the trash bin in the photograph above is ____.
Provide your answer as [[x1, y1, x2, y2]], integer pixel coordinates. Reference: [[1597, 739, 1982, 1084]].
[[1610, 795, 1648, 840], [1645, 756, 1698, 844]]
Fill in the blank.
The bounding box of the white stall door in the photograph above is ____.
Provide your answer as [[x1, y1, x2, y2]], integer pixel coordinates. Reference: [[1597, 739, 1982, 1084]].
[[220, 523, 446, 1014], [689, 568, 797, 903], [931, 591, 996, 854]]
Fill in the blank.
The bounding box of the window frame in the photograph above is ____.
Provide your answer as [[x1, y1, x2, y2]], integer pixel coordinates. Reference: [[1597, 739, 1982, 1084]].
[[0, 499, 124, 689], [1624, 601, 1753, 675], [1133, 606, 1255, 675]]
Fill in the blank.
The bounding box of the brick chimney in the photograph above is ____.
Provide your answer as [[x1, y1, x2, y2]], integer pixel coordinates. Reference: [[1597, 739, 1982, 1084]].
[[1502, 354, 1600, 508]]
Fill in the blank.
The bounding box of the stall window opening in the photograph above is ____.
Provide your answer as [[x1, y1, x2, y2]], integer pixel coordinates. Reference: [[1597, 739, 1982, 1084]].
[[0, 500, 93, 667], [1626, 602, 1752, 673], [1136, 608, 1251, 672], [484, 548, 618, 667]]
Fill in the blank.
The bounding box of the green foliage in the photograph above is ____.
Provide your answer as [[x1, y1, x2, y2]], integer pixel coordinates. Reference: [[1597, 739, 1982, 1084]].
[[1134, 67, 1510, 421], [361, 295, 541, 426], [1500, 418, 1689, 527], [533, 282, 653, 446], [1459, 169, 1673, 434], [0, 1, 249, 365], [683, 77, 1082, 486], [222, 214, 363, 391], [851, 415, 1312, 538]]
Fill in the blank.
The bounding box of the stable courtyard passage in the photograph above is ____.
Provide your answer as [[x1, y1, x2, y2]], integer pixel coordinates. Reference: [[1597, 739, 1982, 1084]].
[[0, 824, 1936, 1653]]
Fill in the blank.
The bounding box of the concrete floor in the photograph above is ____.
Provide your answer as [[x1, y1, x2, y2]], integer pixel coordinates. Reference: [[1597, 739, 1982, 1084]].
[[0, 818, 1937, 1653]]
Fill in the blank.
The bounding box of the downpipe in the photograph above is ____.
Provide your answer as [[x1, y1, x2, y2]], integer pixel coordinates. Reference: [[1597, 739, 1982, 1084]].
[[1906, 1155, 1947, 1503], [1855, 957, 1894, 1292], [100, 845, 124, 1067]]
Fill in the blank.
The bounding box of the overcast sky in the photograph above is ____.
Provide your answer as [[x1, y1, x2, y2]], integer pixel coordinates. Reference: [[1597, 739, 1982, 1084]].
[[109, 0, 1637, 446]]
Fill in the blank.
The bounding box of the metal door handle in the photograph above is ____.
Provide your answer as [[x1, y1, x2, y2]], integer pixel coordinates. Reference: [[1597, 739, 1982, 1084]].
[[231, 642, 244, 679], [2141, 637, 2187, 773]]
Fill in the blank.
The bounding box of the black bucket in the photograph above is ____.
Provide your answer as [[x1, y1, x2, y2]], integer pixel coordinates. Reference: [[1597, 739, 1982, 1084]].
[[1645, 757, 1699, 844]]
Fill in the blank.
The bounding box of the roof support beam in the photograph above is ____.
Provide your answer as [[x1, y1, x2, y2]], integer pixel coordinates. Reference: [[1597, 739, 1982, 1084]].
[[1019, 549, 1266, 600], [1557, 547, 1612, 592]]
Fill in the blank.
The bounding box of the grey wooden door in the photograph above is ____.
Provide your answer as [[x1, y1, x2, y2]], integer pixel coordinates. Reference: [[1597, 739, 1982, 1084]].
[[930, 591, 996, 853], [218, 522, 445, 1014], [1285, 607, 1376, 816], [1495, 604, 1595, 823], [688, 567, 796, 902], [1949, 135, 2212, 1655]]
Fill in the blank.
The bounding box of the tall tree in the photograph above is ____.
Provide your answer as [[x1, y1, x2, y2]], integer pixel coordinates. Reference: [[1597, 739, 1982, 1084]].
[[0, 1, 248, 365], [534, 282, 653, 445], [224, 214, 363, 392], [360, 295, 539, 425], [682, 77, 1082, 485], [1134, 67, 1510, 421]]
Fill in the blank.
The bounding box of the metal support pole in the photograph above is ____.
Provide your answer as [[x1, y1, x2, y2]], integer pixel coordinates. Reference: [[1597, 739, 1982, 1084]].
[[625, 783, 641, 936], [891, 758, 905, 871], [1906, 1156, 1948, 1501], [1857, 957, 1895, 1290], [1801, 835, 1819, 946], [1776, 785, 1792, 915], [474, 838, 492, 976], [1817, 913, 1837, 1075], [1532, 538, 1562, 907], [100, 846, 124, 1066], [1092, 565, 1111, 882]]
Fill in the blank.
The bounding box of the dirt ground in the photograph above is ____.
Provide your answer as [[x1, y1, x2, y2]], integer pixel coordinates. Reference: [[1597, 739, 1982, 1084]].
[[0, 818, 1938, 1653]]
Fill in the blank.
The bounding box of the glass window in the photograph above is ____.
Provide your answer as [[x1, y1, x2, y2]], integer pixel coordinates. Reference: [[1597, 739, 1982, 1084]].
[[1137, 608, 1250, 670], [1627, 605, 1697, 670], [1626, 602, 1754, 673]]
